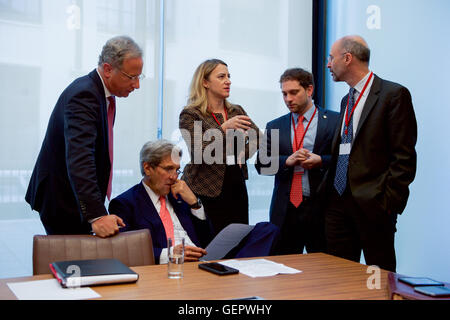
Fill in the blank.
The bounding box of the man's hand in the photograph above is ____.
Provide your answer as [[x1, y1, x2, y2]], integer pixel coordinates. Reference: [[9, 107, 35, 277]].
[[182, 245, 207, 262], [91, 215, 125, 238], [285, 148, 322, 170], [171, 179, 198, 206], [301, 150, 322, 170], [286, 148, 310, 167]]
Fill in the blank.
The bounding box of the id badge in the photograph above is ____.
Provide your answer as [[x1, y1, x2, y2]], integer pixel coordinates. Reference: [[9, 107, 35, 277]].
[[339, 143, 351, 155], [294, 165, 304, 174], [226, 155, 235, 165]]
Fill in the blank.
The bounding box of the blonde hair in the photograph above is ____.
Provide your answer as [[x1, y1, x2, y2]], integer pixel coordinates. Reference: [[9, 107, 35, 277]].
[[186, 59, 232, 115]]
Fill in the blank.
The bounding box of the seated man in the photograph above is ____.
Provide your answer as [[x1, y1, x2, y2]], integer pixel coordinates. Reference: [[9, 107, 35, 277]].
[[109, 140, 210, 264]]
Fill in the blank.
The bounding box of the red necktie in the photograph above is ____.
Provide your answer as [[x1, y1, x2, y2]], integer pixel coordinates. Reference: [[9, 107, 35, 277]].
[[289, 115, 304, 208], [159, 196, 174, 241], [106, 96, 115, 200]]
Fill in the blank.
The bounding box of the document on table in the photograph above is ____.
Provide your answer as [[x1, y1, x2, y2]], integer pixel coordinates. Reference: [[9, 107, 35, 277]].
[[219, 259, 302, 278], [7, 279, 101, 300]]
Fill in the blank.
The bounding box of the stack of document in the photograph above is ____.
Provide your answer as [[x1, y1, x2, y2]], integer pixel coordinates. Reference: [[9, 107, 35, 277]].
[[219, 259, 301, 278]]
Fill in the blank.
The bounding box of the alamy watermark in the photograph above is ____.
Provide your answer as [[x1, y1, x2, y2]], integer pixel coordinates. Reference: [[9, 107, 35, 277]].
[[366, 265, 381, 290], [174, 122, 280, 174]]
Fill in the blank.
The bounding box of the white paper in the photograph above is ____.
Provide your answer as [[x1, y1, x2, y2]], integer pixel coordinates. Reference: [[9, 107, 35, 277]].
[[7, 279, 101, 300], [339, 143, 351, 155], [219, 259, 302, 278]]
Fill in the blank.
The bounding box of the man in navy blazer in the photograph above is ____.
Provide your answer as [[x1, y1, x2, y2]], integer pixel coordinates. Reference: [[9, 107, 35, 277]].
[[256, 68, 339, 254], [109, 140, 211, 264], [25, 36, 143, 236]]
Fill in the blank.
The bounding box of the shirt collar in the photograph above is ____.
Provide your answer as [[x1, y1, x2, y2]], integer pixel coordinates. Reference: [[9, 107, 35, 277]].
[[96, 68, 113, 99], [142, 180, 164, 206], [354, 71, 372, 97], [292, 104, 316, 124]]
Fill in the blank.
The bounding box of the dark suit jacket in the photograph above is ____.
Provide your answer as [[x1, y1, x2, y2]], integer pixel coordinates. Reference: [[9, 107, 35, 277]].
[[255, 107, 339, 228], [323, 74, 417, 216], [25, 69, 111, 234], [108, 182, 212, 264]]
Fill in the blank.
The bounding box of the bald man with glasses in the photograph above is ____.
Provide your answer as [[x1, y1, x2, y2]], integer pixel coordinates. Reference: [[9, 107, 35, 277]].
[[108, 140, 211, 264]]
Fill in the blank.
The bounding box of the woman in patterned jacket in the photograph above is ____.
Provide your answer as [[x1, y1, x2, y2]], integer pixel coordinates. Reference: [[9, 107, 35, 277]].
[[179, 59, 260, 236]]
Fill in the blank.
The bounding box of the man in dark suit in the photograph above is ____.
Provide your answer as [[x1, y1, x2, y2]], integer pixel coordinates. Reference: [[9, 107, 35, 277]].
[[256, 68, 339, 254], [108, 140, 210, 264], [25, 36, 144, 237], [323, 35, 417, 272]]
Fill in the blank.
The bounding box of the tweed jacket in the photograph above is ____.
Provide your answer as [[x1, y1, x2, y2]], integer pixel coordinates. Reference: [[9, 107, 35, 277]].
[[179, 104, 260, 197]]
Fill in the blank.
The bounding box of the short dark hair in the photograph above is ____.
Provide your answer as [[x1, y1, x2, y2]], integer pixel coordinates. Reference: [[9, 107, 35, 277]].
[[279, 68, 314, 89]]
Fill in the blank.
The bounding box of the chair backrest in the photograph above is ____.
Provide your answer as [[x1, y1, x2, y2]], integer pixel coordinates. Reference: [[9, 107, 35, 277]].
[[33, 229, 155, 275], [227, 222, 280, 259]]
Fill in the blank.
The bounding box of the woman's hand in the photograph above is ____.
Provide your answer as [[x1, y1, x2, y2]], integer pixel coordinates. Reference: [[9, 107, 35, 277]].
[[221, 115, 252, 131]]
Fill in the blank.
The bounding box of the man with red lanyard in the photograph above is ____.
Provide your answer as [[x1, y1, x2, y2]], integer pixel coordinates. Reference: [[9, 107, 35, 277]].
[[324, 35, 417, 272], [256, 68, 339, 255]]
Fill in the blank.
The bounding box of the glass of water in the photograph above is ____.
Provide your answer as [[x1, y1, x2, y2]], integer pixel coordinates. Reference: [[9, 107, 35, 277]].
[[167, 237, 185, 279]]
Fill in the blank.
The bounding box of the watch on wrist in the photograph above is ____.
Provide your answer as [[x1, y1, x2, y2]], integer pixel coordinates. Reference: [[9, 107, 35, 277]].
[[189, 197, 202, 210]]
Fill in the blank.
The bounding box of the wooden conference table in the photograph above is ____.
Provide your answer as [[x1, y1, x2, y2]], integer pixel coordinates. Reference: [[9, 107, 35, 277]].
[[0, 253, 390, 300]]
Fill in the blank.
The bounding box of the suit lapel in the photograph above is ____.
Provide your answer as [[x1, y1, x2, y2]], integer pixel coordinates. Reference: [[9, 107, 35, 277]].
[[280, 113, 293, 155], [313, 108, 327, 154], [355, 75, 381, 138], [331, 98, 347, 154], [89, 69, 110, 167], [137, 183, 165, 229]]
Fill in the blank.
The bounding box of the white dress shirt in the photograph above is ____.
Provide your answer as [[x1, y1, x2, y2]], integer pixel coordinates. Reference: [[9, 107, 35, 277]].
[[141, 181, 205, 264], [340, 71, 375, 141]]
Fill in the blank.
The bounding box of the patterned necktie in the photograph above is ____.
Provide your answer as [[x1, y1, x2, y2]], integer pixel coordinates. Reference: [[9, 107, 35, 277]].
[[106, 96, 115, 200], [334, 87, 356, 195], [290, 115, 305, 208], [159, 196, 174, 242]]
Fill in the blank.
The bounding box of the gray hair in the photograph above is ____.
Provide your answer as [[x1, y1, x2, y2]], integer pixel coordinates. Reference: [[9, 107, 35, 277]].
[[98, 35, 143, 69], [139, 140, 182, 176], [341, 36, 370, 64]]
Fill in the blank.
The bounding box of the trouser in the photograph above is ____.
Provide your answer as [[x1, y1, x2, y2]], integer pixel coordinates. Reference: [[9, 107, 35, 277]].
[[274, 196, 326, 255], [325, 187, 398, 272], [199, 165, 249, 237]]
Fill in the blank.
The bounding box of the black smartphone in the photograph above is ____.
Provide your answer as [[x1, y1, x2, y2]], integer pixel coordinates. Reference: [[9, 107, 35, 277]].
[[414, 286, 450, 297], [398, 277, 445, 286], [198, 262, 239, 275]]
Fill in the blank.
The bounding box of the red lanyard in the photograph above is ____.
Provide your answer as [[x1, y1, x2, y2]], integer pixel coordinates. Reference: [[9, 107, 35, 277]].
[[344, 71, 373, 135], [291, 107, 317, 151], [211, 106, 228, 126]]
